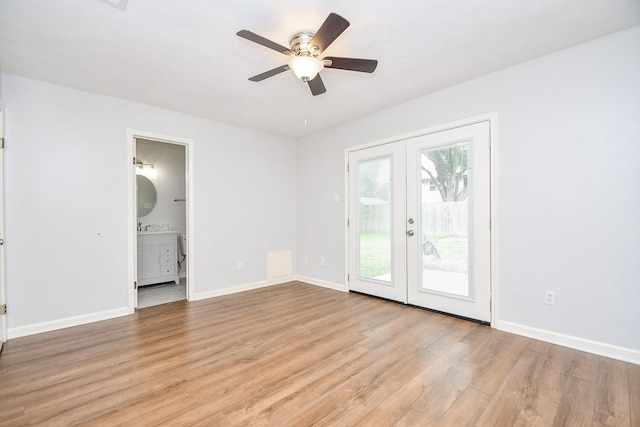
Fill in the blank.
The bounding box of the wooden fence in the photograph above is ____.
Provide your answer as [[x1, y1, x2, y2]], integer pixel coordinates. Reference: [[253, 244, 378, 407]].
[[359, 204, 391, 233], [359, 201, 468, 237]]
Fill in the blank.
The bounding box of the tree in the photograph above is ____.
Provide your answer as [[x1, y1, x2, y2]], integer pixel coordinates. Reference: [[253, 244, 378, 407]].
[[422, 146, 468, 201]]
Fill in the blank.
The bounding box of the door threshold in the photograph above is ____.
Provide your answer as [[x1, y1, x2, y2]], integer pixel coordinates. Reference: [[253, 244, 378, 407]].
[[349, 290, 490, 326]]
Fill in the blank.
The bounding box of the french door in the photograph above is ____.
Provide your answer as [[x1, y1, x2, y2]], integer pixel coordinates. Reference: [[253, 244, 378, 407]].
[[348, 121, 491, 322], [348, 141, 407, 302]]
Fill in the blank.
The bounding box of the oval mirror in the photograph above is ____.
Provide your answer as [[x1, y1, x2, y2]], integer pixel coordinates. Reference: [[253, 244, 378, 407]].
[[137, 175, 157, 217]]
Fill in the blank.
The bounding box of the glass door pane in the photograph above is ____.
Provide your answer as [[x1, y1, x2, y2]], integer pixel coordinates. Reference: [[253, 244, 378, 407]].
[[358, 157, 392, 282], [420, 143, 469, 296]]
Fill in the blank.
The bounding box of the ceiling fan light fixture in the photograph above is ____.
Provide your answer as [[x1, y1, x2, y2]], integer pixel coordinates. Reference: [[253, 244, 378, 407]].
[[237, 13, 375, 95], [289, 55, 323, 82]]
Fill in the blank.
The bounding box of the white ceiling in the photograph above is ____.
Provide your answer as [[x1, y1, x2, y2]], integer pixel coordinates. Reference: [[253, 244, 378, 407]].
[[1, 0, 638, 138]]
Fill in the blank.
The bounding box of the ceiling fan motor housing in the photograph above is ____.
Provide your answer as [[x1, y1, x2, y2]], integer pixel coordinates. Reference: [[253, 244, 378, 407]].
[[288, 31, 324, 81], [289, 32, 317, 56]]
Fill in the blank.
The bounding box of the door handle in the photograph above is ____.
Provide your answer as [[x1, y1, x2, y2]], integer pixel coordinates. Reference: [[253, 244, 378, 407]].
[[407, 230, 415, 237]]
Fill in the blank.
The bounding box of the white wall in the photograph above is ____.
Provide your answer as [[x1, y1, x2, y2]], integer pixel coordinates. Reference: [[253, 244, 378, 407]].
[[297, 27, 640, 356], [136, 139, 186, 234], [3, 26, 638, 361], [3, 74, 297, 334]]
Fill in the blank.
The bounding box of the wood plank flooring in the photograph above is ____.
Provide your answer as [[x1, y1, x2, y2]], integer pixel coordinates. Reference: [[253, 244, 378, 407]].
[[0, 281, 637, 426]]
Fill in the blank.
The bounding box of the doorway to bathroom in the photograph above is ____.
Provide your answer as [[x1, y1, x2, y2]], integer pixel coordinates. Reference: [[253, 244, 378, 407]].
[[128, 130, 194, 310]]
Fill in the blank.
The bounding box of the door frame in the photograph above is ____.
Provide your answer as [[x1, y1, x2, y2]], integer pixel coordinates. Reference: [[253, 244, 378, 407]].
[[127, 129, 195, 311], [344, 112, 499, 324], [0, 101, 5, 349]]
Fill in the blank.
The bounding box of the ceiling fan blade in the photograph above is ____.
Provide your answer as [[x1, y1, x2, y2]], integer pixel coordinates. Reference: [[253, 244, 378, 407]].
[[310, 13, 350, 53], [323, 57, 378, 73], [237, 30, 293, 55], [248, 65, 290, 82], [307, 74, 327, 96]]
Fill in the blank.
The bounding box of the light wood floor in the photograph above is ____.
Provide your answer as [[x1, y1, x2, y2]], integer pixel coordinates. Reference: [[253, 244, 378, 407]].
[[1, 282, 637, 426]]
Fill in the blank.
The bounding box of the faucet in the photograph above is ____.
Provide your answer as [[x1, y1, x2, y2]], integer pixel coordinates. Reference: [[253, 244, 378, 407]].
[[137, 222, 142, 231]]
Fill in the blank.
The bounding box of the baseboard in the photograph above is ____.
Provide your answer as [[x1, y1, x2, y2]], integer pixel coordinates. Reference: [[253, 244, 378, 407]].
[[494, 320, 640, 365], [191, 275, 295, 301], [8, 306, 132, 339], [294, 275, 347, 292]]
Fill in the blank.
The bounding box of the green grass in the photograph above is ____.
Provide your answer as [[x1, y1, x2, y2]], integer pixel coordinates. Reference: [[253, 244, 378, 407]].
[[359, 232, 467, 278], [423, 236, 468, 273], [359, 232, 392, 278]]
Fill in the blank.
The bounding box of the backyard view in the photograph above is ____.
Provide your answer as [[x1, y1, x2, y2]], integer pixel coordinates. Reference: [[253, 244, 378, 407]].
[[358, 144, 470, 293], [359, 232, 468, 279]]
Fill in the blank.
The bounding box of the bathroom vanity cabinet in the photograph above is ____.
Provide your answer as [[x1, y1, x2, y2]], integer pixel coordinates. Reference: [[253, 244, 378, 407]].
[[137, 231, 179, 286]]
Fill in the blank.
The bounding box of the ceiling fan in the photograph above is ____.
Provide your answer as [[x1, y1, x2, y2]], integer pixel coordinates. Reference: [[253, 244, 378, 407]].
[[237, 13, 378, 96]]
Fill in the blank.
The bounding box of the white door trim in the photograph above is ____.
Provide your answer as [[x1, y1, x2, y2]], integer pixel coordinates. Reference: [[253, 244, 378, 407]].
[[344, 112, 498, 325], [0, 101, 6, 349], [126, 129, 195, 311]]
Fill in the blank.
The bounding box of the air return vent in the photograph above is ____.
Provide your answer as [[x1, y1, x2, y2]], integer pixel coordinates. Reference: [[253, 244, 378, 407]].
[[267, 250, 292, 280]]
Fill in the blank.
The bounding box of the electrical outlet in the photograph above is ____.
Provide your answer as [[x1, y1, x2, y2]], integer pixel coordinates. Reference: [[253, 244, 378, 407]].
[[544, 290, 555, 305], [304, 257, 309, 266], [320, 257, 326, 267], [237, 262, 243, 271]]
